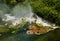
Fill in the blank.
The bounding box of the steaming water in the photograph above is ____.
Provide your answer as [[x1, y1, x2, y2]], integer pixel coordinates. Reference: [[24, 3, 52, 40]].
[[11, 3, 33, 18], [0, 2, 55, 26], [0, 2, 58, 41], [0, 3, 9, 13], [0, 3, 10, 21], [3, 3, 56, 26], [36, 16, 56, 26], [4, 14, 55, 26]]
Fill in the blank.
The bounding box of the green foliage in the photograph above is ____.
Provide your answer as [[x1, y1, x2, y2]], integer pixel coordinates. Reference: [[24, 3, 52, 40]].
[[30, 0, 60, 25], [9, 20, 28, 29], [3, 0, 16, 4], [35, 23, 54, 30], [36, 23, 43, 27], [0, 25, 9, 33], [1, 0, 27, 8], [0, 20, 29, 36], [0, 27, 60, 41]]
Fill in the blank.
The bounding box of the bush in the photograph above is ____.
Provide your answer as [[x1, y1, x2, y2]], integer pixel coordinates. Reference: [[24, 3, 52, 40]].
[[30, 0, 60, 25]]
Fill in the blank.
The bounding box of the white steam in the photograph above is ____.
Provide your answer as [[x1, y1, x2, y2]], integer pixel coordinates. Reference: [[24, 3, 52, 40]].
[[3, 3, 55, 26]]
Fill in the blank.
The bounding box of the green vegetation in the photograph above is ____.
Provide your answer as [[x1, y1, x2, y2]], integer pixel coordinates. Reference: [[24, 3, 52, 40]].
[[9, 20, 29, 34], [1, 0, 27, 8], [29, 0, 60, 25], [0, 28, 60, 41], [0, 25, 9, 33], [0, 0, 60, 41], [0, 20, 59, 41], [34, 22, 54, 30], [9, 20, 28, 29], [0, 20, 29, 36], [36, 23, 43, 27]]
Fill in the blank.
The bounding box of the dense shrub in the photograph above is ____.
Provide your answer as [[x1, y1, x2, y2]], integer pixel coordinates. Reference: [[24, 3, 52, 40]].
[[30, 0, 60, 25]]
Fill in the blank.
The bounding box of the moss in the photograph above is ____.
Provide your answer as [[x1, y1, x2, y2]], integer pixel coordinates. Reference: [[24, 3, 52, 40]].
[[36, 23, 43, 27]]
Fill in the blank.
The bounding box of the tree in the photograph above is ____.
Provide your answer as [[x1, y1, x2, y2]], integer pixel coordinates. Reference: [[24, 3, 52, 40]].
[[30, 0, 60, 25]]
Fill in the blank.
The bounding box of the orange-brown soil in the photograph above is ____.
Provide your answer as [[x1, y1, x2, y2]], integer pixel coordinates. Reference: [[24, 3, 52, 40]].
[[26, 23, 48, 35]]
